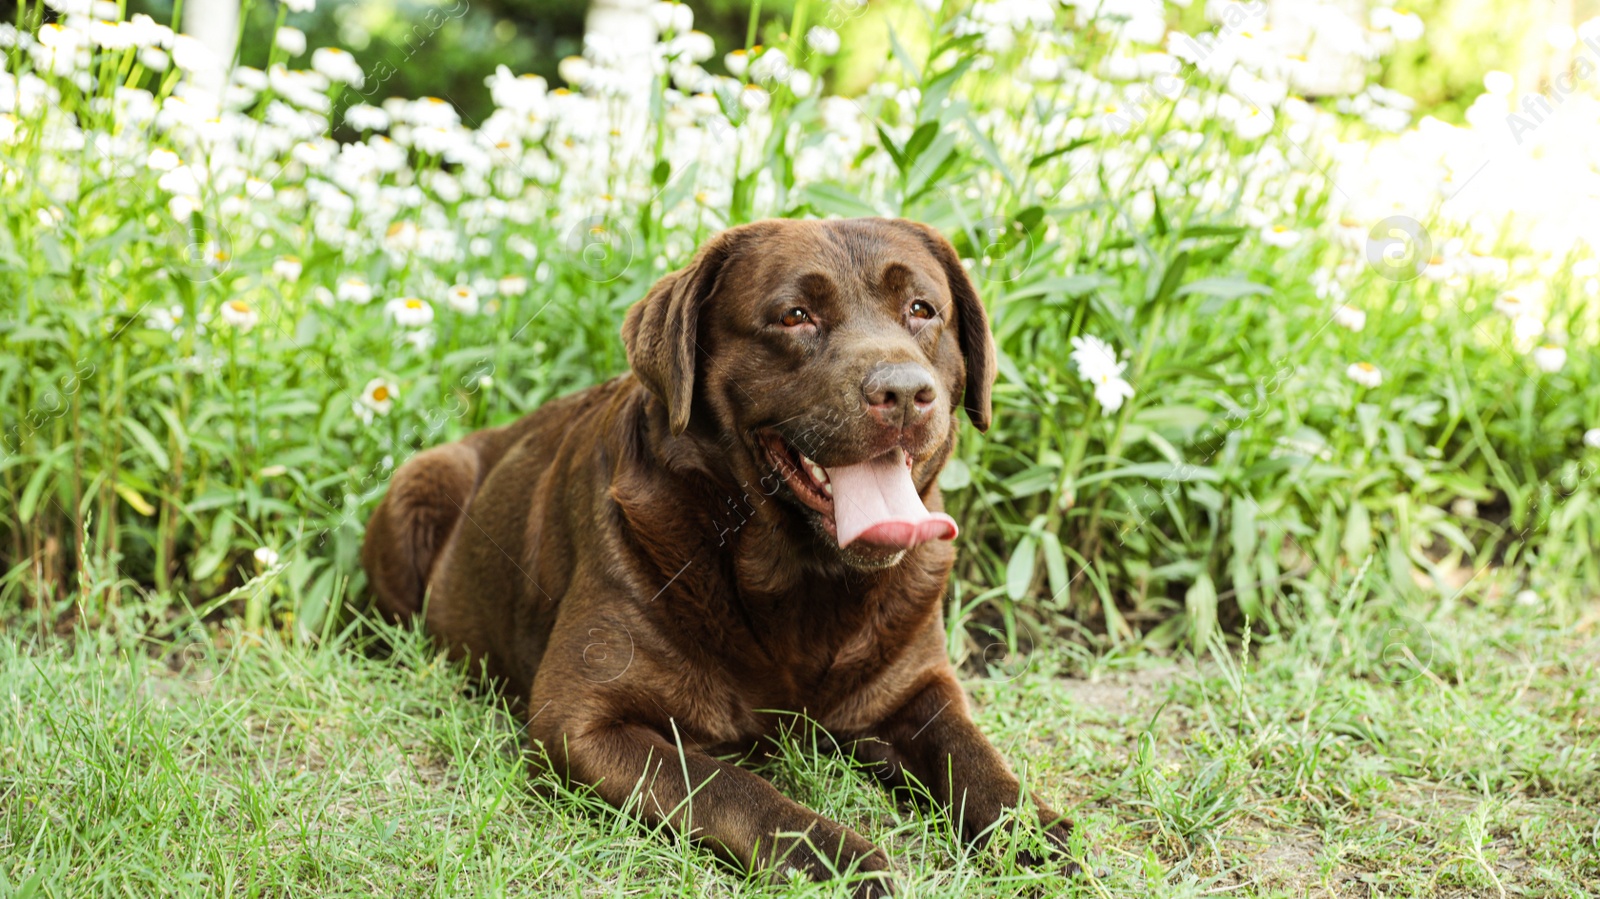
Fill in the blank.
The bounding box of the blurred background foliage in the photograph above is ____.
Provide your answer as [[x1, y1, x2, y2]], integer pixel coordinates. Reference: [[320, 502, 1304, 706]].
[[0, 0, 1588, 123]]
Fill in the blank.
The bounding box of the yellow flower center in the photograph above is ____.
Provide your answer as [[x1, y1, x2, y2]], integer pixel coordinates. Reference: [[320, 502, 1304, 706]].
[[404, 298, 423, 310], [1357, 362, 1376, 372], [371, 385, 389, 402], [228, 300, 250, 313]]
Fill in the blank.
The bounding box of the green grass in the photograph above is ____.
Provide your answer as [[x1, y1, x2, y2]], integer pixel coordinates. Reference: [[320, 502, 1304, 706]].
[[5, 575, 1595, 898]]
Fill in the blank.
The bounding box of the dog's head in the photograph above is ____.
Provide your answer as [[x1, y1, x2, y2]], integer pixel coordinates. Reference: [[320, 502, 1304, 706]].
[[623, 218, 996, 568]]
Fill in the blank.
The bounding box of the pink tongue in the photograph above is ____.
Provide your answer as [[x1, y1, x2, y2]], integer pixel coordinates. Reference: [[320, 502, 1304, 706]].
[[825, 449, 958, 549]]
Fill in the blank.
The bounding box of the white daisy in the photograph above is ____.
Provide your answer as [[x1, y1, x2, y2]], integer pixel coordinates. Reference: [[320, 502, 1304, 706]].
[[386, 296, 434, 327], [357, 377, 397, 420], [1070, 335, 1135, 414], [220, 299, 259, 331], [1532, 344, 1566, 373], [253, 546, 280, 567], [1346, 361, 1382, 388], [146, 148, 180, 171], [1333, 304, 1366, 331], [1261, 224, 1301, 248], [272, 255, 302, 282], [1584, 428, 1600, 449], [336, 276, 373, 304], [310, 47, 363, 88], [1092, 374, 1137, 413], [444, 283, 479, 314], [647, 2, 693, 34], [275, 26, 305, 57], [806, 25, 841, 56], [1069, 334, 1125, 383]]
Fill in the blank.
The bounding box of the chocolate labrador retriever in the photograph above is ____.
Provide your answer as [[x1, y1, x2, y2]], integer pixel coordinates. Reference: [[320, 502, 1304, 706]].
[[362, 217, 1074, 894]]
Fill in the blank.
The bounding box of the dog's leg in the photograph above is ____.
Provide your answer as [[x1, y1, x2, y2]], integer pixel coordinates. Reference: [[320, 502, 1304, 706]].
[[548, 720, 895, 897], [361, 443, 480, 622], [866, 675, 1075, 868]]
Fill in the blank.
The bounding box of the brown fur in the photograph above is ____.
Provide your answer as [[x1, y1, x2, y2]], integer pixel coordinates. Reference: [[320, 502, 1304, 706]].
[[361, 218, 1073, 895]]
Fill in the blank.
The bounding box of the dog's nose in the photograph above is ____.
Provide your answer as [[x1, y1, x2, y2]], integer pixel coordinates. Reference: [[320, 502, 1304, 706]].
[[862, 362, 937, 427]]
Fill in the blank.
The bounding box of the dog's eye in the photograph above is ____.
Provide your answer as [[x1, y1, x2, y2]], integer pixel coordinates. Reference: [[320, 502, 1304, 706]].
[[780, 307, 812, 327], [909, 300, 936, 320]]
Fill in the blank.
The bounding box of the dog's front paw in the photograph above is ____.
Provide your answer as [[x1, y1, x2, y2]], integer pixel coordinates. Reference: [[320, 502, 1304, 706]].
[[765, 826, 897, 896], [1016, 819, 1083, 879]]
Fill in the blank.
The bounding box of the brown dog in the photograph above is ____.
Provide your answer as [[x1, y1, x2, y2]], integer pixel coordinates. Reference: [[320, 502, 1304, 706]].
[[362, 217, 1074, 894]]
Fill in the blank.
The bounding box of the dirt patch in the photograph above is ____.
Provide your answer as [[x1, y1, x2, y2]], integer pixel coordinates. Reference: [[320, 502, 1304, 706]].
[[1057, 663, 1187, 720]]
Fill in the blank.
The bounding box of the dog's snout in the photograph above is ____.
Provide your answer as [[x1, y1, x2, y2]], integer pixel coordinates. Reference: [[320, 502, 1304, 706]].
[[862, 362, 937, 426]]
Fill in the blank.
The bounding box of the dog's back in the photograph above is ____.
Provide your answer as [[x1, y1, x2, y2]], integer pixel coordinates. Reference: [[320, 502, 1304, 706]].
[[361, 376, 636, 690]]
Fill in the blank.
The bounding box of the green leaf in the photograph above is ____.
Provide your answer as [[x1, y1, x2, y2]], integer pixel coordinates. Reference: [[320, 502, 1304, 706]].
[[191, 513, 236, 582], [938, 457, 972, 491], [886, 24, 921, 81], [1004, 274, 1117, 301], [1149, 250, 1191, 305], [1006, 534, 1037, 601], [1002, 465, 1058, 498], [801, 183, 882, 219], [114, 482, 156, 516], [1027, 137, 1094, 170], [121, 416, 171, 472], [963, 117, 1015, 187], [1175, 277, 1272, 300], [17, 444, 72, 524], [1074, 462, 1220, 488], [1342, 500, 1372, 561], [1041, 531, 1069, 601], [1186, 573, 1218, 646]]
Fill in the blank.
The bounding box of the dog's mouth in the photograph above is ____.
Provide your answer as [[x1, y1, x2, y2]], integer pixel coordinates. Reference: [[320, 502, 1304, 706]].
[[757, 432, 958, 551]]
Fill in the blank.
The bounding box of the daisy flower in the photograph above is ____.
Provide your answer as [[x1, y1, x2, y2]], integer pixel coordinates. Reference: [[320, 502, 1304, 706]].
[[1532, 344, 1566, 373], [336, 276, 373, 304], [355, 377, 397, 424], [146, 148, 180, 171], [444, 284, 479, 314], [1333, 304, 1366, 331], [1092, 375, 1137, 413], [1346, 361, 1382, 388], [806, 26, 841, 55], [1070, 335, 1136, 414], [272, 256, 302, 282], [1069, 335, 1124, 382], [1234, 105, 1273, 140], [386, 297, 434, 327], [1261, 224, 1301, 248], [274, 26, 305, 57], [1584, 428, 1600, 449], [311, 47, 363, 87], [220, 299, 258, 331]]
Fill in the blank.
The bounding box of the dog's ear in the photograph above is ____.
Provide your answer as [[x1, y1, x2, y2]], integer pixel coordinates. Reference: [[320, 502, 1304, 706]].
[[622, 225, 755, 435], [896, 220, 998, 431]]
